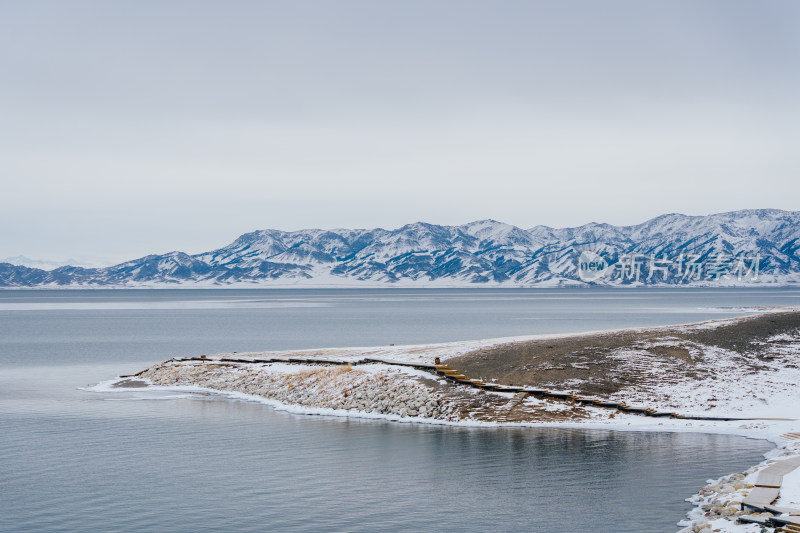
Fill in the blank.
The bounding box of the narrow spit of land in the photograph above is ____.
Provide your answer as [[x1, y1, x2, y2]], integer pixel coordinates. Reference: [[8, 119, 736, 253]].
[[125, 309, 800, 423], [107, 309, 800, 533]]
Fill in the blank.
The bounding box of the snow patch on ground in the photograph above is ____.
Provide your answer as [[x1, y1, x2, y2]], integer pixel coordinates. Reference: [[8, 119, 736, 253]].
[[776, 462, 800, 508]]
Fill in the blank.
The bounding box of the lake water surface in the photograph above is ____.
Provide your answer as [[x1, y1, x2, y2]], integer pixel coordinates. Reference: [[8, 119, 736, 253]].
[[2, 288, 796, 532]]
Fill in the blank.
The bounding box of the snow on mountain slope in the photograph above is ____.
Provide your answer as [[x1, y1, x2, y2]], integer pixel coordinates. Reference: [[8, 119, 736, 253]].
[[2, 209, 798, 287], [1, 256, 91, 270]]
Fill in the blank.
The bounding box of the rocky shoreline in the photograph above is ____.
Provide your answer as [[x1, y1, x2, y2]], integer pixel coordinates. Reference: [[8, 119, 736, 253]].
[[679, 445, 800, 532], [134, 358, 610, 424], [119, 311, 800, 532], [138, 362, 461, 421]]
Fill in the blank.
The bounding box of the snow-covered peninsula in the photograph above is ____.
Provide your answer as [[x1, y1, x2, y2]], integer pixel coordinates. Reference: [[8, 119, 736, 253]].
[[100, 309, 800, 532]]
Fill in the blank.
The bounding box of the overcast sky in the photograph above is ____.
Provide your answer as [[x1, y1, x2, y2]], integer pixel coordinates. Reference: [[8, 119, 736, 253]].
[[1, 1, 798, 264]]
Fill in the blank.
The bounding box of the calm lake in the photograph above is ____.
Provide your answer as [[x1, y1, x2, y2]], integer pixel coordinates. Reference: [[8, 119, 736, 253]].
[[2, 287, 796, 532]]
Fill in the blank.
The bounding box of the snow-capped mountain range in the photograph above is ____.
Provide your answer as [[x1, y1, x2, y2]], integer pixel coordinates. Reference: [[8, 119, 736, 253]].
[[1, 255, 93, 271], [2, 209, 799, 287]]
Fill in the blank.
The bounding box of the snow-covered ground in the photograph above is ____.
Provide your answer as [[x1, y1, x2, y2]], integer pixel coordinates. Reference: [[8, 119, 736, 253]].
[[603, 335, 800, 419], [89, 311, 800, 532]]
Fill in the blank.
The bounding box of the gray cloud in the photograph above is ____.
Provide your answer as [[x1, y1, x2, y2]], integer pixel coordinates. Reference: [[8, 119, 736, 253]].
[[1, 1, 798, 263]]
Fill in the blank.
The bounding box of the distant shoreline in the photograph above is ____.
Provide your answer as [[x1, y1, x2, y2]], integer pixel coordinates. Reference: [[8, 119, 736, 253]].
[[3, 283, 799, 290]]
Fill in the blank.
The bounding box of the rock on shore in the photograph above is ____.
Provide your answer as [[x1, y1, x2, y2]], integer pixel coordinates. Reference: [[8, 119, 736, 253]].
[[139, 361, 461, 421], [679, 446, 800, 532]]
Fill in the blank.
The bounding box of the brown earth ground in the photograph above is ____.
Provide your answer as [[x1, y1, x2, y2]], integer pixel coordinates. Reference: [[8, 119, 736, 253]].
[[445, 310, 800, 400]]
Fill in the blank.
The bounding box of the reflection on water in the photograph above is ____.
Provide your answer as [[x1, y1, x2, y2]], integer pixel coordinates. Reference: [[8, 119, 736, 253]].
[[0, 289, 789, 532], [0, 363, 772, 533]]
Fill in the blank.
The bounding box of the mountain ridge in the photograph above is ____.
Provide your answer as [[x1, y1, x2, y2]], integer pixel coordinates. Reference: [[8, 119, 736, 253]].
[[2, 209, 799, 287]]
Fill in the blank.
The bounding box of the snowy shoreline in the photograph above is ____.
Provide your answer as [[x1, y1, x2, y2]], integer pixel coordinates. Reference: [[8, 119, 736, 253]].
[[93, 367, 800, 533], [94, 310, 800, 532]]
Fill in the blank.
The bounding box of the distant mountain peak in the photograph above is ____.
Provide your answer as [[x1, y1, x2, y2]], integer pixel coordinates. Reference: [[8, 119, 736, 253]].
[[1, 255, 91, 271]]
